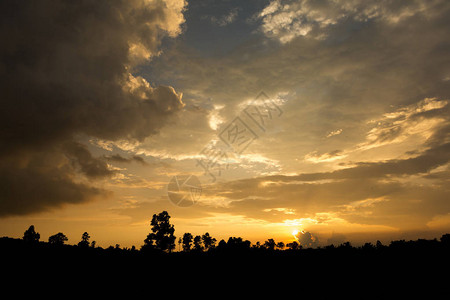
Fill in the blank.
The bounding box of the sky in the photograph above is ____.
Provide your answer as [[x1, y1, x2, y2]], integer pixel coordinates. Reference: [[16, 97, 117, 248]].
[[1, 0, 450, 248]]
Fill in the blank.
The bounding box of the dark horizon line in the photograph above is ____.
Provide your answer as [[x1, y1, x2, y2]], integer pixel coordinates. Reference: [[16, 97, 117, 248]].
[[3, 233, 450, 253]]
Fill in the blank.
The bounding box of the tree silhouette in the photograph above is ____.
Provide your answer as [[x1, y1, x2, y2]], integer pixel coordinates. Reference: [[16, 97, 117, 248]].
[[276, 241, 285, 250], [78, 232, 90, 247], [376, 240, 384, 250], [286, 241, 299, 250], [193, 235, 203, 252], [182, 232, 193, 252], [217, 239, 227, 249], [361, 242, 375, 251], [143, 211, 176, 253], [178, 237, 182, 251], [220, 237, 251, 251], [48, 232, 68, 245], [202, 232, 217, 251], [440, 234, 450, 245], [264, 238, 276, 250], [339, 241, 352, 249], [23, 225, 40, 243]]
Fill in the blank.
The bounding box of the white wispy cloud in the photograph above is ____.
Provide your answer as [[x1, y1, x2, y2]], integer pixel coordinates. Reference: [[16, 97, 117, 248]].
[[257, 0, 436, 43], [326, 129, 343, 138], [358, 98, 448, 151]]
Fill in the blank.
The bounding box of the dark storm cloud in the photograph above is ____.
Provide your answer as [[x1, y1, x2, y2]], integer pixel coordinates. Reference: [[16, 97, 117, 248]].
[[0, 148, 110, 217], [0, 0, 186, 216], [63, 141, 114, 179]]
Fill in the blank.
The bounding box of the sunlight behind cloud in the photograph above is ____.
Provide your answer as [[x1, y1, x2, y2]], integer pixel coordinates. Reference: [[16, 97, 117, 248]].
[[208, 104, 225, 130]]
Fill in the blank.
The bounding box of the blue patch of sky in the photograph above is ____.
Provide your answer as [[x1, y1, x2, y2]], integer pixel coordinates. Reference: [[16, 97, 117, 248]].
[[134, 0, 271, 89]]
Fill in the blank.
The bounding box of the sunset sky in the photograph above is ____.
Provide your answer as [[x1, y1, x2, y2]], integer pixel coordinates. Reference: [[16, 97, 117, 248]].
[[1, 0, 450, 248]]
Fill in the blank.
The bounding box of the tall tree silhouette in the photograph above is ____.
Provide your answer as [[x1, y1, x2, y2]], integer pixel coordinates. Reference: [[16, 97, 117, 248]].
[[23, 225, 40, 243], [193, 235, 203, 252], [143, 211, 176, 253], [202, 232, 217, 251], [376, 240, 384, 250], [78, 232, 90, 247], [264, 238, 276, 250], [48, 232, 68, 245], [182, 233, 193, 252]]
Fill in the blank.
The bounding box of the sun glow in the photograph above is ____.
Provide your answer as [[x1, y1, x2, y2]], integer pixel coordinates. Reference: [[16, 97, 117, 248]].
[[292, 229, 299, 236]]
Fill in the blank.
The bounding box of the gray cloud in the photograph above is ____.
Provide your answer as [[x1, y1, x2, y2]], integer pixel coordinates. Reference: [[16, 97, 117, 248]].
[[64, 141, 114, 179], [104, 154, 148, 165], [0, 0, 186, 216], [0, 148, 109, 217]]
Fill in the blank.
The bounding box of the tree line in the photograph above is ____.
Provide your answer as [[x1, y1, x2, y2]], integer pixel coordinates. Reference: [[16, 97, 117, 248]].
[[17, 211, 450, 254]]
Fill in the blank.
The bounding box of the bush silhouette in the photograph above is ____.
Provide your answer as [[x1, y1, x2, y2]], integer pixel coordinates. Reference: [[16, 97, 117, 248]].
[[48, 232, 68, 245]]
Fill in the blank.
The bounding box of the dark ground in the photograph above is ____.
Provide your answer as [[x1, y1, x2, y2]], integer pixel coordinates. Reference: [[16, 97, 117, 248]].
[[2, 235, 449, 277], [1, 235, 448, 297]]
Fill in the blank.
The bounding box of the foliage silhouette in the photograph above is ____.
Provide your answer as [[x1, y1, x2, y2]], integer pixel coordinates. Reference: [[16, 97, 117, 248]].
[[143, 211, 176, 253], [48, 232, 68, 245], [276, 241, 285, 250], [23, 225, 40, 243], [202, 232, 216, 251], [264, 238, 276, 250], [286, 241, 299, 250], [78, 232, 90, 247], [440, 233, 450, 245], [215, 237, 251, 252], [182, 232, 193, 252], [193, 235, 203, 252]]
